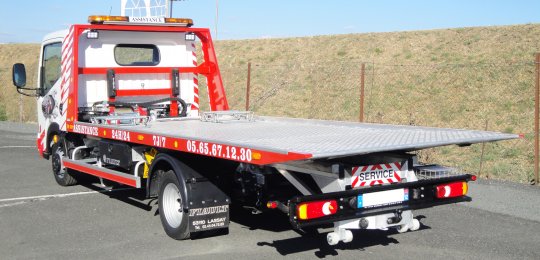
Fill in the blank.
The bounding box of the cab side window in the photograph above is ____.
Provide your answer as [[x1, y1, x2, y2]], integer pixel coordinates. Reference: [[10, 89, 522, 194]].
[[42, 42, 62, 94]]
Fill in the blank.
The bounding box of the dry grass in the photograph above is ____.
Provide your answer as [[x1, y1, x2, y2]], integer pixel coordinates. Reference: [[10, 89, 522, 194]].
[[211, 24, 540, 184], [1, 24, 539, 183], [215, 24, 539, 68], [0, 44, 40, 121]]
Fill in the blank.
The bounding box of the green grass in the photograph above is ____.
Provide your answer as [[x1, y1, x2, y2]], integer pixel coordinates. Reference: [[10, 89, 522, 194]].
[[337, 50, 347, 56], [0, 105, 7, 121]]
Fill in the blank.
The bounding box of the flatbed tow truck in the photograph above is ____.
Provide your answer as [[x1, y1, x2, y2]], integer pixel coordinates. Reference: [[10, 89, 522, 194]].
[[11, 15, 517, 245]]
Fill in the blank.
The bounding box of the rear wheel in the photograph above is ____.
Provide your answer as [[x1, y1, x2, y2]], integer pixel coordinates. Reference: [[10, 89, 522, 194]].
[[51, 139, 77, 186], [158, 170, 190, 240]]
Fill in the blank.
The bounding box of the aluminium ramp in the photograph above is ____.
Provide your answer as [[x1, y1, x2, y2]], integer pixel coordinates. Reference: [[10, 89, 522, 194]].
[[123, 116, 518, 159]]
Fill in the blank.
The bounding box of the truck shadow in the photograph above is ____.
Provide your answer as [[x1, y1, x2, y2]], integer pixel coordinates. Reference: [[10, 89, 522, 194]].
[[257, 230, 397, 258], [255, 227, 431, 257], [230, 204, 431, 257], [228, 205, 294, 232], [76, 176, 432, 257], [76, 175, 153, 212]]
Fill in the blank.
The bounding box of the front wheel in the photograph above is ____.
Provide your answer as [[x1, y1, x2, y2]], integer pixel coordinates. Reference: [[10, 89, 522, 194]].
[[158, 170, 190, 240], [51, 139, 77, 186]]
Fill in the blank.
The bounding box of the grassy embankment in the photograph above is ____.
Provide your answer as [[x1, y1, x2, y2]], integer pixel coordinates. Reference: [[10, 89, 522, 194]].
[[1, 24, 539, 183]]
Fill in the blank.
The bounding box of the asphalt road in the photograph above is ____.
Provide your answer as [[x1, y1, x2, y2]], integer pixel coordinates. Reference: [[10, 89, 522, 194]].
[[0, 121, 539, 259]]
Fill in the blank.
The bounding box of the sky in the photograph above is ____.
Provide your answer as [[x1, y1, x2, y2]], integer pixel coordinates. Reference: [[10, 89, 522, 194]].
[[0, 0, 539, 43]]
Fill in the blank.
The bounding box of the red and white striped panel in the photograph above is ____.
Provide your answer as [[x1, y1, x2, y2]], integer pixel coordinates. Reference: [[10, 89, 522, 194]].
[[37, 125, 46, 156], [351, 162, 403, 187], [189, 42, 199, 112], [59, 26, 75, 131]]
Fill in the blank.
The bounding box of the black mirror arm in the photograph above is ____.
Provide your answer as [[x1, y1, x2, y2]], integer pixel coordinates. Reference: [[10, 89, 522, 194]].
[[16, 86, 41, 97]]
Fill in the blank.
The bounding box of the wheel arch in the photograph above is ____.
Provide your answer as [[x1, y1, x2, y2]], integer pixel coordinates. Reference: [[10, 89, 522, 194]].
[[44, 123, 61, 159], [146, 153, 190, 201]]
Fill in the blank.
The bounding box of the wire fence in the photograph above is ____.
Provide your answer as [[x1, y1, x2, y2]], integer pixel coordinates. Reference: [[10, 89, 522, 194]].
[[215, 59, 538, 184], [1, 58, 538, 184], [0, 64, 38, 122], [365, 62, 535, 184]]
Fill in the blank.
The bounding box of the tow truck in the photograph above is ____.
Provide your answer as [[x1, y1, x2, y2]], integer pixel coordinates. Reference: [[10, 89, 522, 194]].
[[11, 15, 517, 245]]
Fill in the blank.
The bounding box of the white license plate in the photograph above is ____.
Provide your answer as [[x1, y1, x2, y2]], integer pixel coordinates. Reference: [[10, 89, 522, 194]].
[[358, 188, 409, 208]]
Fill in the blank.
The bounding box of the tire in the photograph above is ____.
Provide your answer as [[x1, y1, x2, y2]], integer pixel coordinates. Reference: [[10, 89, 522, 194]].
[[51, 140, 77, 186], [158, 170, 190, 240]]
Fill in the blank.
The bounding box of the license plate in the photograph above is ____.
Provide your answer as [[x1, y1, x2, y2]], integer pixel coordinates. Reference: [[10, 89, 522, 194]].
[[358, 188, 409, 208]]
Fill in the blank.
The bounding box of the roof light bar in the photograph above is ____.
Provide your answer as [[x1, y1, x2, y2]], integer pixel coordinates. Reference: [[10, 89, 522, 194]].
[[88, 15, 193, 27], [165, 18, 194, 27], [88, 15, 129, 24]]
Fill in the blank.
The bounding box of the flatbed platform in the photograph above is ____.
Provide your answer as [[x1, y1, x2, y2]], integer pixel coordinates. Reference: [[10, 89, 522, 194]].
[[76, 116, 518, 162]]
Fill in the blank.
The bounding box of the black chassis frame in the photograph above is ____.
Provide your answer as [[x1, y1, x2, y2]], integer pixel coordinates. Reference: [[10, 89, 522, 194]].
[[288, 174, 474, 229]]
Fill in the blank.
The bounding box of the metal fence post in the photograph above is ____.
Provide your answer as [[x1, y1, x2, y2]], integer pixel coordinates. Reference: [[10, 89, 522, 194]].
[[478, 120, 489, 178], [19, 95, 23, 122], [359, 63, 365, 122], [535, 53, 540, 185], [245, 62, 251, 111]]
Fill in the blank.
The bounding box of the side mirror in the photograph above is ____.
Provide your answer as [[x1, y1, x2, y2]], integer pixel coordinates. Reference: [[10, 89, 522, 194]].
[[12, 63, 27, 88]]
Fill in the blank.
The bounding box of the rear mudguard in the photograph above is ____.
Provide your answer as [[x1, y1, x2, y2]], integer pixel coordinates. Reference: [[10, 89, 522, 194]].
[[147, 153, 230, 232]]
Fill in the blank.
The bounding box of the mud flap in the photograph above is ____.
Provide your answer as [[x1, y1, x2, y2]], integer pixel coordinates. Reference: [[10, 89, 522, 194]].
[[186, 180, 230, 232]]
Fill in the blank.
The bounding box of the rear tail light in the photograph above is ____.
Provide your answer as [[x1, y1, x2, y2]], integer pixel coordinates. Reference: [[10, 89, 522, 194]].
[[266, 201, 278, 209], [436, 181, 468, 199], [297, 200, 338, 220]]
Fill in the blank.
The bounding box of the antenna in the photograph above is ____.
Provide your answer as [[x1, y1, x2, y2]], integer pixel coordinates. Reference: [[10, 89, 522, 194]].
[[169, 0, 186, 18], [215, 0, 218, 39]]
